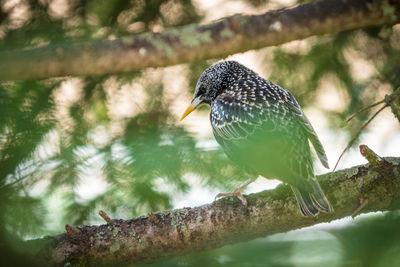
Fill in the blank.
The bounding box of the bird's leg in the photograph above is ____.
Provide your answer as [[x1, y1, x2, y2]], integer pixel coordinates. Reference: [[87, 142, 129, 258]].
[[215, 178, 257, 206]]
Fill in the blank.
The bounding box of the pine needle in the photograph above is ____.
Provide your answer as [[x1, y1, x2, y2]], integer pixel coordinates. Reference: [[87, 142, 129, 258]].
[[333, 103, 388, 171], [345, 99, 385, 124]]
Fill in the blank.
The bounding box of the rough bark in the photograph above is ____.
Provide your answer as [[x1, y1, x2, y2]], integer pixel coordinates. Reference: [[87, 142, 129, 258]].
[[32, 147, 400, 266], [0, 0, 399, 80]]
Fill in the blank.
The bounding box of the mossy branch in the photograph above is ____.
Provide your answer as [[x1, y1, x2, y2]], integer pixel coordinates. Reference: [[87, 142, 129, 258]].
[[32, 149, 400, 266], [0, 0, 399, 80]]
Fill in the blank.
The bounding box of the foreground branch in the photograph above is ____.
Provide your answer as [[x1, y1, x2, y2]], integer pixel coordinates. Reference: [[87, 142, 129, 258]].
[[1, 0, 399, 80], [33, 149, 400, 266]]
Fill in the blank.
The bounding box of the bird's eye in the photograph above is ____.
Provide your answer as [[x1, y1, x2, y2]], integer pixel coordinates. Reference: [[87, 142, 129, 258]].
[[196, 88, 205, 97]]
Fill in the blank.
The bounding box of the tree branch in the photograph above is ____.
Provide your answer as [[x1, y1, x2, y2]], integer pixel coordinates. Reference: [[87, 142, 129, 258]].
[[32, 148, 400, 266], [1, 0, 399, 80]]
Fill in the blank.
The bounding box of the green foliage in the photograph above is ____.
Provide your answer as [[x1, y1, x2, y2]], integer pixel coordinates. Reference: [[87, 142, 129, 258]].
[[333, 211, 400, 267], [267, 28, 400, 134], [0, 0, 399, 266]]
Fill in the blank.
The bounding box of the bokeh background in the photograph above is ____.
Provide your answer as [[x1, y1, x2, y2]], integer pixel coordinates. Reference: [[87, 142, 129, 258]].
[[1, 0, 400, 266]]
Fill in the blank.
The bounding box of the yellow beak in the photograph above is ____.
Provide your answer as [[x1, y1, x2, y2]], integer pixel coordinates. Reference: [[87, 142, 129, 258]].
[[180, 96, 202, 121], [180, 104, 195, 121]]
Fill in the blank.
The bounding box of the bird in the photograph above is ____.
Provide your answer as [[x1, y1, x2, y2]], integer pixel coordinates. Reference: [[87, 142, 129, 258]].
[[180, 60, 333, 217]]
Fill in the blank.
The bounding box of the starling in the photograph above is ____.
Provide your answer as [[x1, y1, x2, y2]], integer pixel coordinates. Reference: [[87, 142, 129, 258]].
[[180, 61, 333, 216]]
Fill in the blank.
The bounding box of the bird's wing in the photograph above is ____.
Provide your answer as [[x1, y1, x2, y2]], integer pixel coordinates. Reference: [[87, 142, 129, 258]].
[[210, 92, 270, 167], [210, 92, 271, 143], [211, 78, 329, 169], [282, 91, 330, 169]]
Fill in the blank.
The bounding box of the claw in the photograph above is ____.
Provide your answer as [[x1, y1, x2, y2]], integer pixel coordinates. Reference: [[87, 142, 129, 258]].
[[214, 178, 256, 206], [236, 192, 247, 206]]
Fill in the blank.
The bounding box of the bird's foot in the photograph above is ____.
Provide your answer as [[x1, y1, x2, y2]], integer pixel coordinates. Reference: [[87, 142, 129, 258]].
[[215, 189, 248, 206], [215, 178, 256, 206]]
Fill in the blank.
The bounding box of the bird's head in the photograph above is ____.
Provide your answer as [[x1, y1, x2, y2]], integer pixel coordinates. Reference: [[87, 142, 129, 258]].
[[180, 61, 253, 121]]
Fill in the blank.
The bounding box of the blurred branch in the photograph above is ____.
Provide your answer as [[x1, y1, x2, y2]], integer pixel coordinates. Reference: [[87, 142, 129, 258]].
[[334, 88, 400, 171], [0, 0, 399, 80], [32, 153, 400, 266], [334, 103, 388, 171]]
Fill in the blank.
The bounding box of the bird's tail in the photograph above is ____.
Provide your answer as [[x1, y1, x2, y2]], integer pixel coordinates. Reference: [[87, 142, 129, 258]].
[[290, 178, 334, 217]]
